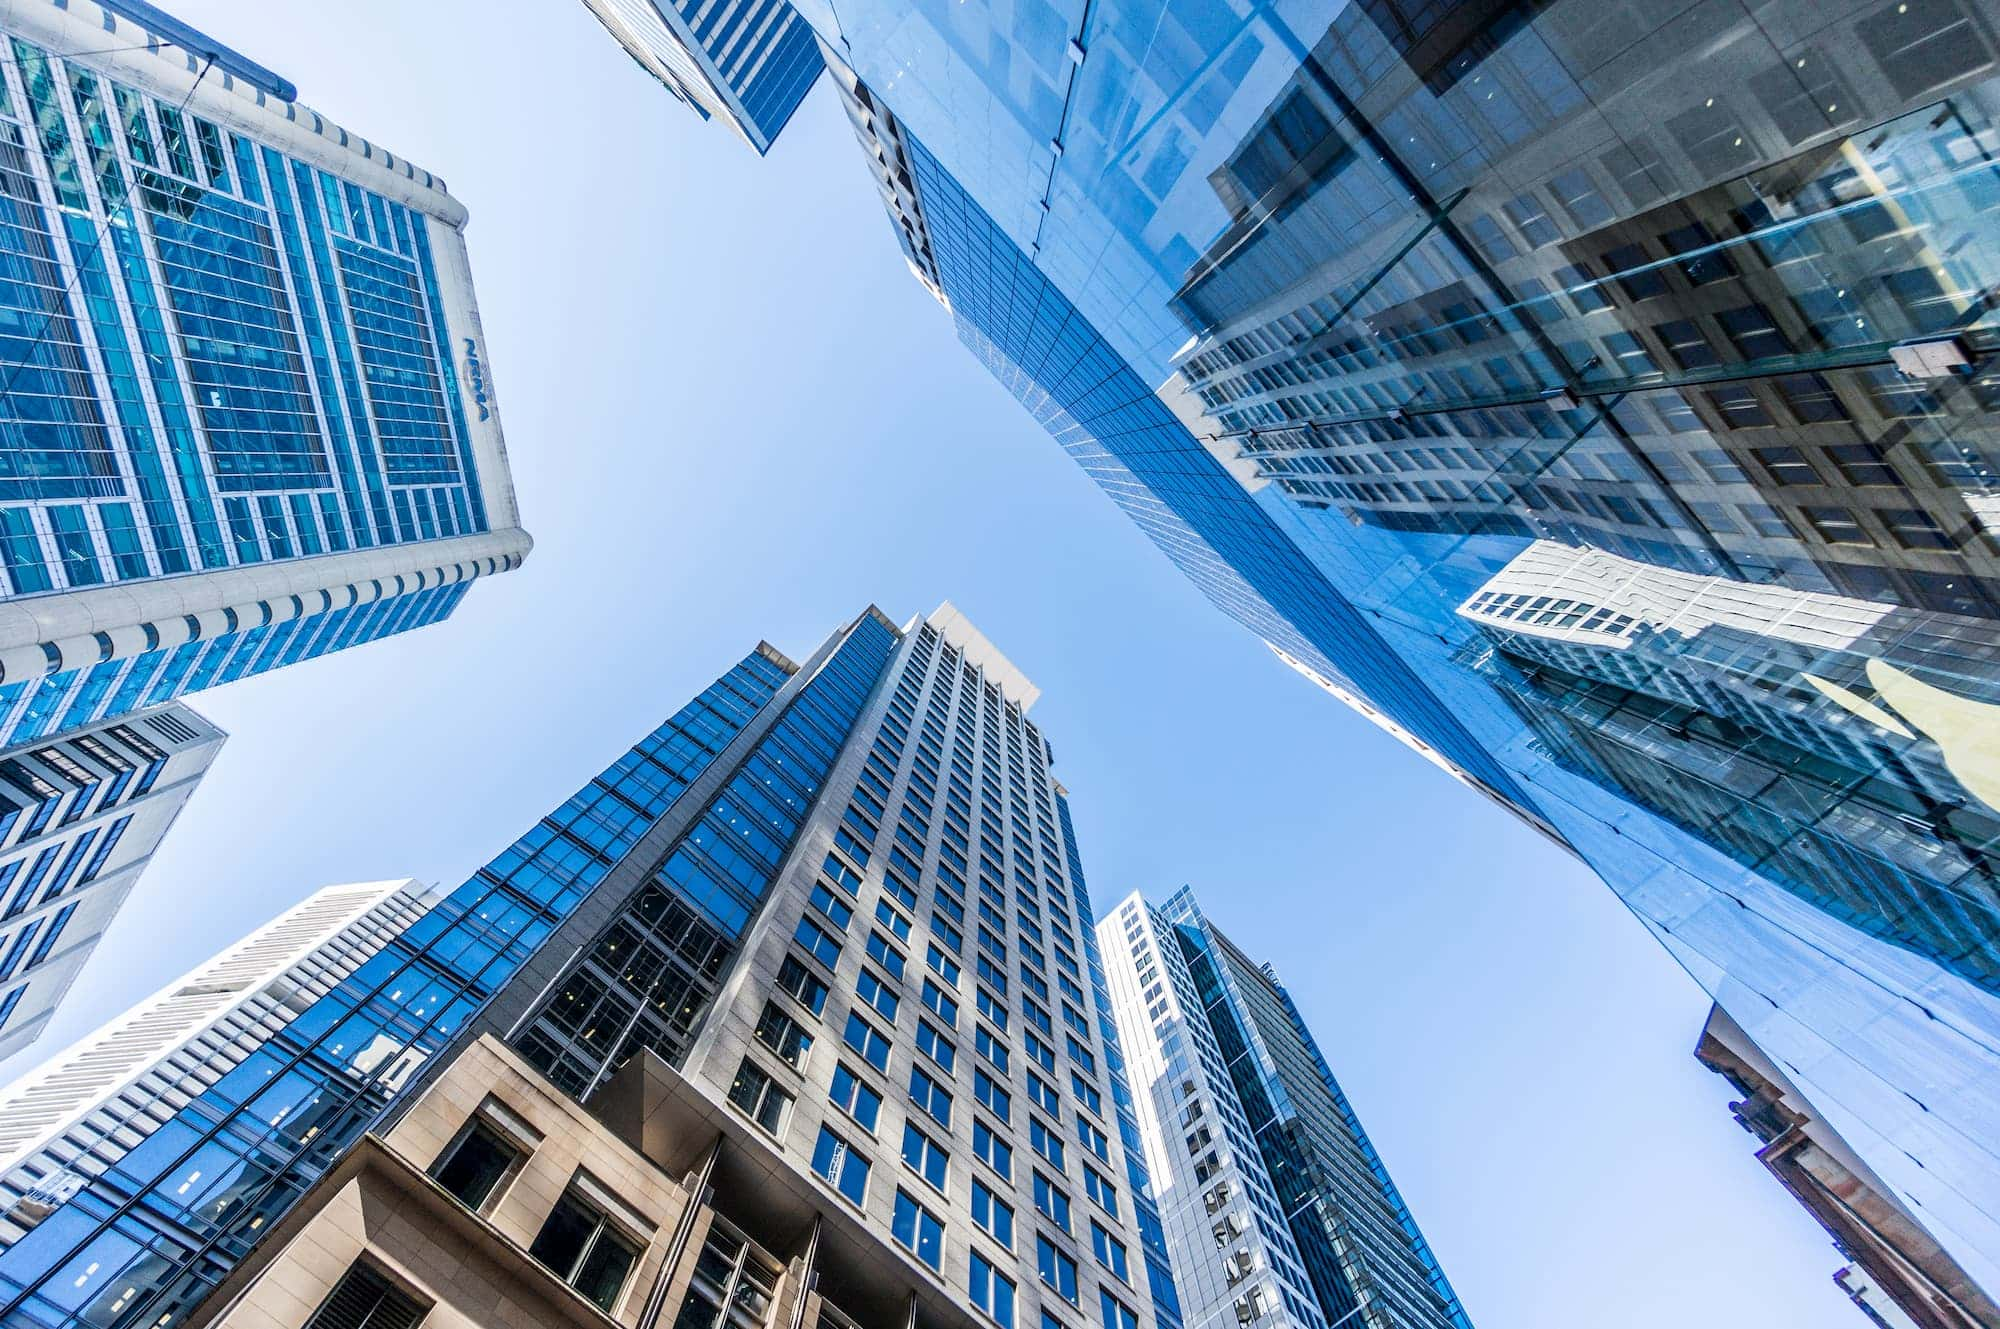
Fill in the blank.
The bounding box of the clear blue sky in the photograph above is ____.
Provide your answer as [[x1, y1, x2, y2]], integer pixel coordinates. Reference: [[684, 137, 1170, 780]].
[[2, 2, 1858, 1322]]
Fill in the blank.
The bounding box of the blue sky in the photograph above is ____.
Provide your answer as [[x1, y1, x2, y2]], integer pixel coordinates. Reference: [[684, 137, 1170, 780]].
[[0, 1, 1862, 1322]]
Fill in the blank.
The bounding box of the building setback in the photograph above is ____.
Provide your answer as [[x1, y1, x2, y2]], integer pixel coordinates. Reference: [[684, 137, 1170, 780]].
[[576, 0, 2000, 1295], [0, 704, 222, 1059], [0, 880, 429, 1238], [0, 0, 529, 752], [0, 605, 1182, 1329], [1101, 889, 1470, 1329]]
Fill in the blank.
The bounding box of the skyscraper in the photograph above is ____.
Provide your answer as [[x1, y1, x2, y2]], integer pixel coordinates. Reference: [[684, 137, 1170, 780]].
[[1101, 889, 1470, 1329], [0, 880, 427, 1238], [0, 604, 1182, 1329], [0, 0, 529, 752], [0, 704, 221, 1060], [581, 0, 824, 152], [579, 0, 2000, 1295]]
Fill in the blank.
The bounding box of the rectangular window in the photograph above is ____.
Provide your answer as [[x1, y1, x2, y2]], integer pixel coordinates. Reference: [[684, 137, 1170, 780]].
[[978, 1027, 1011, 1073], [794, 916, 841, 968], [893, 1190, 945, 1270], [777, 955, 830, 1016], [1100, 1290, 1138, 1329], [429, 1120, 520, 1212], [857, 968, 900, 1020], [1031, 1117, 1065, 1170], [727, 1060, 791, 1135], [974, 1119, 1014, 1181], [975, 1070, 1012, 1124], [909, 1067, 953, 1127], [972, 1178, 1015, 1249], [1033, 1172, 1072, 1232], [901, 1122, 949, 1192], [812, 1125, 871, 1205], [866, 931, 907, 980], [844, 1012, 891, 1071], [970, 1253, 1016, 1329], [527, 1186, 643, 1314], [301, 1262, 427, 1329], [830, 1062, 883, 1133], [1036, 1236, 1079, 1304], [1083, 1166, 1118, 1219], [755, 1002, 813, 1069], [923, 979, 959, 1027], [1090, 1222, 1129, 1281]]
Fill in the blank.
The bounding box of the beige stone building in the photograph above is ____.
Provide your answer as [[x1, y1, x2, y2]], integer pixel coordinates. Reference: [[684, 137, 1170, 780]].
[[187, 1034, 982, 1329]]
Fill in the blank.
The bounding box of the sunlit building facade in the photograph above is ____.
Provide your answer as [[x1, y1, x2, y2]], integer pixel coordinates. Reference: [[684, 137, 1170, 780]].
[[1101, 889, 1470, 1329], [0, 0, 529, 751], [0, 605, 1183, 1329], [0, 704, 221, 1061], [593, 0, 2000, 1301]]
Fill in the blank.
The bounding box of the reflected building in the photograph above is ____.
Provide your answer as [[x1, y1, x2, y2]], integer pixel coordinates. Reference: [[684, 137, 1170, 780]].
[[0, 0, 530, 753], [0, 605, 1181, 1329], [575, 0, 2000, 1302]]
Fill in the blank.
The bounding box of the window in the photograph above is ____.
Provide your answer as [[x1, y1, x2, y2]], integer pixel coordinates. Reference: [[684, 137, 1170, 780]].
[[1030, 1117, 1065, 1170], [975, 1119, 1014, 1180], [1070, 1075, 1102, 1117], [916, 1021, 957, 1072], [812, 1125, 871, 1205], [1883, 508, 1955, 550], [970, 1253, 1016, 1329], [927, 944, 961, 985], [902, 1122, 949, 1191], [755, 1003, 813, 1069], [1024, 1033, 1056, 1073], [910, 1067, 953, 1127], [923, 979, 959, 1026], [794, 916, 841, 968], [830, 1062, 883, 1133], [875, 898, 912, 941], [301, 1262, 426, 1329], [1100, 1290, 1138, 1329], [528, 1185, 642, 1313], [1084, 1166, 1118, 1218], [843, 1012, 891, 1071], [1076, 1119, 1109, 1163], [1036, 1236, 1079, 1304], [809, 882, 854, 929], [975, 1070, 1012, 1123], [866, 931, 907, 980], [978, 1027, 1011, 1073], [777, 956, 829, 1016], [430, 1120, 519, 1211], [857, 968, 900, 1020], [1090, 1222, 1129, 1281], [972, 1178, 1015, 1248], [894, 1190, 945, 1269], [1027, 1072, 1059, 1116], [1033, 1173, 1071, 1232], [1803, 506, 1872, 545], [979, 987, 1011, 1032], [728, 1060, 791, 1135]]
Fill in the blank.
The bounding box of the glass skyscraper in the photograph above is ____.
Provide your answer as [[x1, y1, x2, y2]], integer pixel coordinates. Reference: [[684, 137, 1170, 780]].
[[582, 0, 825, 153], [0, 604, 1182, 1329], [1101, 889, 1470, 1329], [0, 0, 529, 752], [570, 0, 2000, 1297]]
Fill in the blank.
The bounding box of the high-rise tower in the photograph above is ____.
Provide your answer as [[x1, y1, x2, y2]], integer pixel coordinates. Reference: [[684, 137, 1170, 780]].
[[1101, 889, 1471, 1329], [0, 605, 1181, 1329], [0, 0, 529, 751]]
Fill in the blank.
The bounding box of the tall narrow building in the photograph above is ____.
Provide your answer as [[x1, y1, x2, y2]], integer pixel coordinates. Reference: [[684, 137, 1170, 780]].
[[0, 880, 429, 1237], [0, 704, 221, 1059], [580, 0, 824, 152], [582, 0, 2000, 1295], [0, 605, 1181, 1329], [0, 0, 529, 751], [1101, 889, 1470, 1329]]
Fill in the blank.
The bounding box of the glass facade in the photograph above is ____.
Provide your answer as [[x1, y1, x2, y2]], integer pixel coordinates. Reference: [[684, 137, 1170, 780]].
[[0, 638, 797, 1326], [771, 0, 2000, 1295], [583, 0, 824, 153], [0, 6, 526, 747]]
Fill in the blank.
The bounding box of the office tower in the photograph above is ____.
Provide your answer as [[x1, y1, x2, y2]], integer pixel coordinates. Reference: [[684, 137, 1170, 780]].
[[0, 880, 428, 1241], [0, 605, 1182, 1329], [1100, 889, 1470, 1329], [1694, 1005, 1997, 1329], [0, 0, 529, 752], [0, 704, 220, 1060], [586, 0, 2000, 1294], [581, 0, 824, 152]]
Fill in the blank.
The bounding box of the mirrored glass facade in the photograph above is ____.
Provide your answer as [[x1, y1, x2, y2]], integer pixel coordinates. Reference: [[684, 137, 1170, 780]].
[[751, 0, 2000, 1296]]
